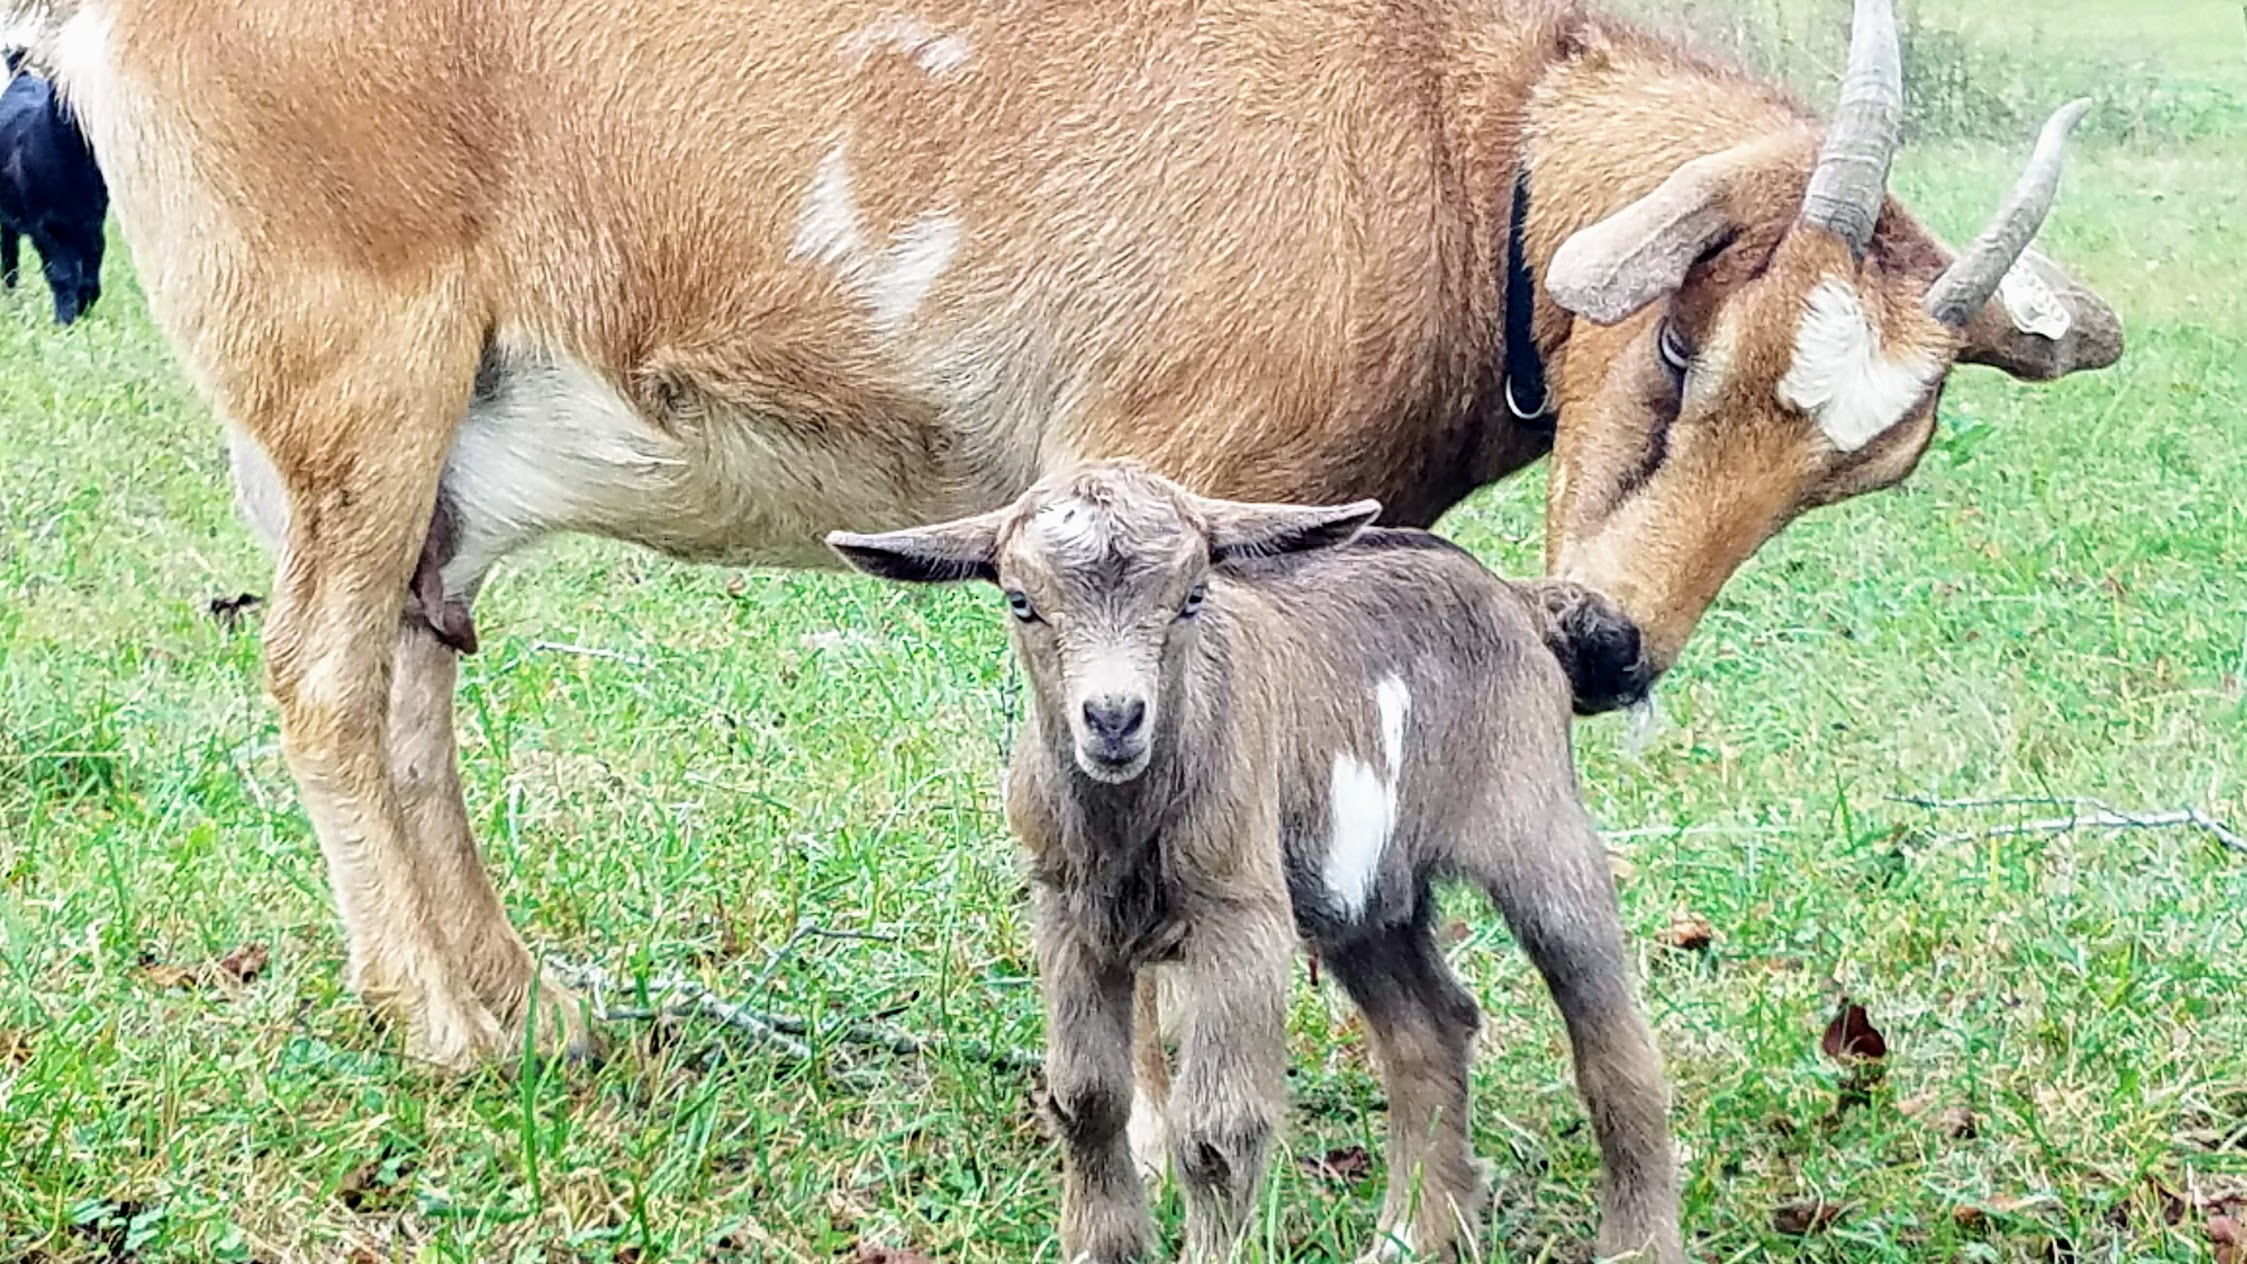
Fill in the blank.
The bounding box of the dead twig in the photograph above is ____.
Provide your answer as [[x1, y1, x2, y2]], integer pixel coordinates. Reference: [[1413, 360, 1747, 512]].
[[545, 955, 1042, 1072], [1892, 795, 2246, 855], [527, 640, 651, 668]]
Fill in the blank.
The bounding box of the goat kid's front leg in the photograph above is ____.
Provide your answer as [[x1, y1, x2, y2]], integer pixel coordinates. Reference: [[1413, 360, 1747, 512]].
[[1169, 897, 1293, 1263], [1037, 897, 1152, 1264], [2, 225, 17, 288]]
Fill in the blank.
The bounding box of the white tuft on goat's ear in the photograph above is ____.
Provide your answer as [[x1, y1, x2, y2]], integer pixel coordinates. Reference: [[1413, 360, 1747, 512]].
[[826, 510, 1006, 584], [1204, 498, 1382, 566]]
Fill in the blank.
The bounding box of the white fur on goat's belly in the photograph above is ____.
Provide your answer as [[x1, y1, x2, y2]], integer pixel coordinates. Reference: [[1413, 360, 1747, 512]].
[[1321, 675, 1412, 919]]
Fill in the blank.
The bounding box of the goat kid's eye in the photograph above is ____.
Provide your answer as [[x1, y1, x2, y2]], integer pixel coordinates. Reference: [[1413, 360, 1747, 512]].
[[1657, 321, 1693, 379], [1006, 590, 1039, 622], [1179, 583, 1207, 620]]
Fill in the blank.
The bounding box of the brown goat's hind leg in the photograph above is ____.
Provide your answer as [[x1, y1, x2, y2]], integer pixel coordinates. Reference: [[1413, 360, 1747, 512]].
[[1326, 918, 1488, 1262], [1482, 807, 1682, 1263], [244, 284, 515, 1070], [389, 620, 593, 1062]]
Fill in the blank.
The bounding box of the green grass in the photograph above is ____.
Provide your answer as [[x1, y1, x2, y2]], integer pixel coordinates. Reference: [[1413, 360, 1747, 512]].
[[3, 5, 2245, 1262]]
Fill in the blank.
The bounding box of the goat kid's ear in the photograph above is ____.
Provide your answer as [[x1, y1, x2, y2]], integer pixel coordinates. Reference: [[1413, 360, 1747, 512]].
[[826, 510, 1005, 585], [1204, 498, 1382, 566]]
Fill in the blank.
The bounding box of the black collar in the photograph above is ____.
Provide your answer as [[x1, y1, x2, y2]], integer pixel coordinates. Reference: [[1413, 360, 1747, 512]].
[[1503, 167, 1555, 431]]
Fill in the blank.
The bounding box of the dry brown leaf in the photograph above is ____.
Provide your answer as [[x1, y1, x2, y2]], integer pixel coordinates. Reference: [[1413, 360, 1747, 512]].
[[1296, 1145, 1374, 1185], [855, 1247, 940, 1264], [1819, 998, 1888, 1064], [218, 942, 270, 984], [1938, 1104, 1980, 1139], [1773, 1199, 1847, 1235], [139, 963, 197, 990], [1655, 911, 1713, 953], [2211, 1214, 2243, 1264]]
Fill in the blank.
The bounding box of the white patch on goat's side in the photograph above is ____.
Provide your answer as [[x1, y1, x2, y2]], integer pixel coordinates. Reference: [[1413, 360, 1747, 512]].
[[866, 213, 959, 334], [1127, 1085, 1169, 1187], [1777, 280, 1941, 453], [1375, 675, 1410, 777], [1324, 757, 1390, 919], [1998, 260, 2073, 340], [790, 141, 958, 335], [791, 142, 868, 267], [842, 15, 972, 76], [1324, 676, 1411, 920]]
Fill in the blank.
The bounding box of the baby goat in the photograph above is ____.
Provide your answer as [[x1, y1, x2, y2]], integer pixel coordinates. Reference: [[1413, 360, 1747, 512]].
[[829, 461, 1681, 1264]]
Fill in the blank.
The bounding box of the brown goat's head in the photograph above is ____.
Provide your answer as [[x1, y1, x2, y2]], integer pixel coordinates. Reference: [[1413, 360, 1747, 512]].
[[1535, 0, 2118, 673], [829, 462, 1378, 782]]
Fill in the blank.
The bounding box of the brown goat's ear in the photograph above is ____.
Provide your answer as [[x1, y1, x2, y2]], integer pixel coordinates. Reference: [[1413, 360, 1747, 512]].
[[1204, 498, 1381, 566], [826, 511, 1005, 585], [1952, 248, 2123, 381], [1543, 143, 1768, 326]]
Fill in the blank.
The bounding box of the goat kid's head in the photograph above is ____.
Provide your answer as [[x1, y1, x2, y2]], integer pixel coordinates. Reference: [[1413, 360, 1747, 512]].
[[829, 461, 1379, 784], [1538, 0, 2114, 672]]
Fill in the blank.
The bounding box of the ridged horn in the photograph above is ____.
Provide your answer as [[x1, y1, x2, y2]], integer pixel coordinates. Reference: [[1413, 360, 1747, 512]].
[[1924, 99, 2093, 329], [1799, 0, 1904, 254]]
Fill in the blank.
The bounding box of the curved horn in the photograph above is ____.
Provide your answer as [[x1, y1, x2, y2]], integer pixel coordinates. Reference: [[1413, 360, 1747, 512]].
[[1924, 98, 2093, 329], [1799, 0, 1903, 254]]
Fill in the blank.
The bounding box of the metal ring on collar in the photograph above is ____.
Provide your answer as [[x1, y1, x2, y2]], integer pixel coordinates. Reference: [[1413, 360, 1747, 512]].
[[1504, 374, 1552, 421]]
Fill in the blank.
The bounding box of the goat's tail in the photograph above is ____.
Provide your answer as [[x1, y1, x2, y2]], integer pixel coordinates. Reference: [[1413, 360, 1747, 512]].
[[1526, 580, 1655, 717], [2, 1, 79, 72]]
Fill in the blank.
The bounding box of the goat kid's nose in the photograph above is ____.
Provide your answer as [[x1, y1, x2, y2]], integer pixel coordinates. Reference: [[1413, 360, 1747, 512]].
[[1081, 696, 1147, 741]]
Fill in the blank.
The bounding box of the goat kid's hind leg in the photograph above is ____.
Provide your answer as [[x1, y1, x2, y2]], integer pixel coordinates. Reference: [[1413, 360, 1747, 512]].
[[2, 225, 17, 288], [1326, 916, 1489, 1262], [1483, 804, 1682, 1263], [241, 283, 511, 1071], [1169, 899, 1293, 1262], [1127, 970, 1174, 1188], [390, 620, 592, 1061]]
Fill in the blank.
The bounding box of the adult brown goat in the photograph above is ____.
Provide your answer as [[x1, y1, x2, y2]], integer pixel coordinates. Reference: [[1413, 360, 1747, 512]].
[[21, 0, 2117, 1066]]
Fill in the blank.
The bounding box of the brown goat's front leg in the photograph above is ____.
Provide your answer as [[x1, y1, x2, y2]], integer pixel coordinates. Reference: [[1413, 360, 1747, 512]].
[[1326, 918, 1489, 1262], [1037, 898, 1151, 1264], [1169, 897, 1293, 1263]]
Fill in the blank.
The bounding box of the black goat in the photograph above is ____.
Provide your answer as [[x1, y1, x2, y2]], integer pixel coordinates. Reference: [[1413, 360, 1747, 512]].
[[2, 50, 108, 325]]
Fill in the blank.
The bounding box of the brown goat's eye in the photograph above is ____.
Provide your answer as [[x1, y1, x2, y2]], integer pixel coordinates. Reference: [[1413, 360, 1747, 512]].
[[1180, 583, 1207, 619], [1657, 321, 1693, 378], [1006, 590, 1039, 622]]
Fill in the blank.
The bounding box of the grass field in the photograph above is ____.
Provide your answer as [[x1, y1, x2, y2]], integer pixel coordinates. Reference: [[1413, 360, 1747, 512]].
[[3, 3, 2245, 1261]]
